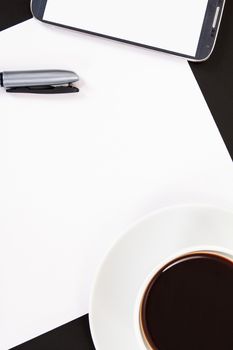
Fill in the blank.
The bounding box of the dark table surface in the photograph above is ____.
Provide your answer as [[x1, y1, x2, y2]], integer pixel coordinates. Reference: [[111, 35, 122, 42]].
[[190, 0, 233, 160], [1, 0, 232, 349]]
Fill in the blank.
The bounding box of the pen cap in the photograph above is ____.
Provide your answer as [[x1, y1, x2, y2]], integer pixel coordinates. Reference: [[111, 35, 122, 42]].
[[2, 70, 79, 88]]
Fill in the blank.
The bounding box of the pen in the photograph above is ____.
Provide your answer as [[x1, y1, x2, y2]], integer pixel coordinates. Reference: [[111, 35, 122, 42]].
[[0, 70, 79, 94]]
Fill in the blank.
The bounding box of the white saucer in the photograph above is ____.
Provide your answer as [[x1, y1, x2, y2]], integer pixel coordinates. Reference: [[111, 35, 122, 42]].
[[89, 205, 233, 350]]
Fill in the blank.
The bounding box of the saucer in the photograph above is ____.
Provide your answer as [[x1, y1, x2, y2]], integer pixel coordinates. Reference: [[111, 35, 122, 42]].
[[89, 205, 233, 350]]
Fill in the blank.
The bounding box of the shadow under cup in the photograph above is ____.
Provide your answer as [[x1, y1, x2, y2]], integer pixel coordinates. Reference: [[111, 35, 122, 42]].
[[139, 251, 233, 350]]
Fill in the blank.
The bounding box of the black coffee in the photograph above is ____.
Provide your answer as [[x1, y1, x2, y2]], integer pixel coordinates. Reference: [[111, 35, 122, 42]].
[[140, 252, 233, 350]]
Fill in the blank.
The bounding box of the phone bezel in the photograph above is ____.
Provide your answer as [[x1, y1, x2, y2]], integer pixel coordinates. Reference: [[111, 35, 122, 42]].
[[31, 0, 225, 62]]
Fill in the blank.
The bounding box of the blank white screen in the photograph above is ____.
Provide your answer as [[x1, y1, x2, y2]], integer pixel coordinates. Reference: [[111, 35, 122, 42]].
[[44, 0, 209, 56]]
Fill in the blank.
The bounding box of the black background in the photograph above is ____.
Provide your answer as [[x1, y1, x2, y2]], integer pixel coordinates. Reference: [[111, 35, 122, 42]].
[[11, 316, 95, 350], [0, 0, 31, 31], [1, 0, 232, 349], [190, 0, 233, 159]]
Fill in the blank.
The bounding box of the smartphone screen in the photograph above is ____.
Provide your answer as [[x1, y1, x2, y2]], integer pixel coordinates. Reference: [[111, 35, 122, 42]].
[[34, 0, 224, 60]]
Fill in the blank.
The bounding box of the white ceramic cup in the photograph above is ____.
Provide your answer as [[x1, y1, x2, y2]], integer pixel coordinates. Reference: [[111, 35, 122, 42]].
[[134, 246, 233, 350]]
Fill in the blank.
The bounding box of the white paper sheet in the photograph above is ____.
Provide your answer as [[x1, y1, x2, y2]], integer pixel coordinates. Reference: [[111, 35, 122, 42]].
[[0, 19, 232, 349], [44, 0, 209, 56]]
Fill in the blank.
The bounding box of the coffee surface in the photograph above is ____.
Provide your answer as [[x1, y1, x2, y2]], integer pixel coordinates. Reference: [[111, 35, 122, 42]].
[[141, 253, 233, 350]]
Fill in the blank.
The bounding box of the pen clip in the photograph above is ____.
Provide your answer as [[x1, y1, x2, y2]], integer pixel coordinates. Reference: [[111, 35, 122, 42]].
[[6, 84, 79, 94]]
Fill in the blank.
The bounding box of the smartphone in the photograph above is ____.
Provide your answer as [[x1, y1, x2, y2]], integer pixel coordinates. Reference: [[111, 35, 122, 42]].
[[31, 0, 225, 61]]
